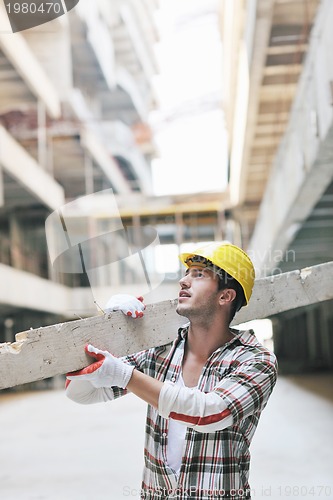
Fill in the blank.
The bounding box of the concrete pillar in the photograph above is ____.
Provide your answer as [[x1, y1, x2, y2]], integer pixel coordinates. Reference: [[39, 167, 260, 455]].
[[9, 213, 24, 271], [215, 210, 224, 241], [37, 100, 48, 170], [4, 317, 14, 343], [0, 165, 4, 207], [319, 301, 333, 367], [133, 213, 150, 287], [175, 212, 183, 279], [47, 135, 54, 177], [306, 308, 319, 363], [84, 153, 94, 195]]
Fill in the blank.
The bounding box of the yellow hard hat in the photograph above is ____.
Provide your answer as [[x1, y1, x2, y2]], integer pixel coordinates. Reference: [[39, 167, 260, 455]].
[[179, 241, 255, 306]]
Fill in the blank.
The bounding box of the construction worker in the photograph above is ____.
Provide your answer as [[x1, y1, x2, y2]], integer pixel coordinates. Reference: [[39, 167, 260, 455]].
[[66, 242, 277, 500]]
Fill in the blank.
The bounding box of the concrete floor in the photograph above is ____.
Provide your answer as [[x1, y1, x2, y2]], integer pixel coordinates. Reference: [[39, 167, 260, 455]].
[[0, 374, 332, 500]]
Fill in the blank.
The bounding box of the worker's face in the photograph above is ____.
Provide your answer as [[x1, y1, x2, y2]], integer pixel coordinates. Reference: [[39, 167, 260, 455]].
[[176, 266, 221, 319]]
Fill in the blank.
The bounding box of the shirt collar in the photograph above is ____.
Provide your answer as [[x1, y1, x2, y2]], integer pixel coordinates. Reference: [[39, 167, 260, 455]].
[[177, 324, 258, 348], [229, 328, 258, 347], [177, 323, 190, 340]]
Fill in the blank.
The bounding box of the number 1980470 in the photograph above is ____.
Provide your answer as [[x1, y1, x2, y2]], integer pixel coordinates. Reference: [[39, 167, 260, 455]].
[[6, 3, 62, 14], [277, 485, 332, 496]]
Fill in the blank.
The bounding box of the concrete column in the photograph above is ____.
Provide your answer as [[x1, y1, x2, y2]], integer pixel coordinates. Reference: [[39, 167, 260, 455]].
[[132, 213, 148, 286], [37, 100, 48, 170], [215, 210, 224, 241], [47, 135, 54, 177], [4, 317, 14, 343], [0, 165, 4, 207], [108, 224, 121, 287], [175, 212, 183, 279], [306, 308, 319, 363], [9, 213, 24, 271], [84, 153, 94, 195], [319, 302, 333, 367]]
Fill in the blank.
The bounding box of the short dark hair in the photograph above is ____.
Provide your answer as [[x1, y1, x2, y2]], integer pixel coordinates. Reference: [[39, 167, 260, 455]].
[[216, 269, 245, 323]]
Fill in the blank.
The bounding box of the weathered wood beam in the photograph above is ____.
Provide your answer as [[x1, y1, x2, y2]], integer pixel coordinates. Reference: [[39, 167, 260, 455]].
[[259, 83, 297, 101], [0, 261, 332, 390], [263, 64, 302, 76], [266, 43, 308, 55]]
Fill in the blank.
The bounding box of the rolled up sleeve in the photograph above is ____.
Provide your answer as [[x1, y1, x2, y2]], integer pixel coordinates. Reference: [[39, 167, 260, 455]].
[[158, 351, 277, 433], [215, 354, 277, 424], [158, 381, 233, 433]]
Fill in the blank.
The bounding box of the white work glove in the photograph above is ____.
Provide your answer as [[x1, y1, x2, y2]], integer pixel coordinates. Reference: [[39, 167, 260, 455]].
[[104, 294, 145, 318], [66, 344, 134, 389]]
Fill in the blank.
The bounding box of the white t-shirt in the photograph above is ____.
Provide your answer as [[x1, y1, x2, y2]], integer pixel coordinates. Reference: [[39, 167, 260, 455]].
[[166, 373, 190, 474]]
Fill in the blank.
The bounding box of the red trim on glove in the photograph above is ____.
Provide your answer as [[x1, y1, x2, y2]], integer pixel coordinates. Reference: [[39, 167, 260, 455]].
[[66, 344, 105, 378]]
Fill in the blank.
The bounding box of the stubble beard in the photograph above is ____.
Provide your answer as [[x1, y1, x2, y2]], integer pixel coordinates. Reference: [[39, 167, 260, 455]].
[[176, 302, 190, 318], [176, 291, 219, 325]]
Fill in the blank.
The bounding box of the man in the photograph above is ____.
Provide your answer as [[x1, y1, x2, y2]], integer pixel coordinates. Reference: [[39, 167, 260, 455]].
[[66, 242, 277, 499]]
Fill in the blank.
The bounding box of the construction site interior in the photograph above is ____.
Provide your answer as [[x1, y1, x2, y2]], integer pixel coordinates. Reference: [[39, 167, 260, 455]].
[[0, 0, 332, 498]]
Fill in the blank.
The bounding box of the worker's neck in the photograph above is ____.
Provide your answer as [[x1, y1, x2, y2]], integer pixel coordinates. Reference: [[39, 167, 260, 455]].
[[187, 317, 233, 360]]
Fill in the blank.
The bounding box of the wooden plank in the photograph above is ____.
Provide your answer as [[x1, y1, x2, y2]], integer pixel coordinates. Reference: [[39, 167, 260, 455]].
[[0, 261, 332, 390]]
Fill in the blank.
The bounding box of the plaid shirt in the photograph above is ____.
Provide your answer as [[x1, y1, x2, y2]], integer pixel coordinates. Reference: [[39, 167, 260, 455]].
[[66, 326, 277, 500]]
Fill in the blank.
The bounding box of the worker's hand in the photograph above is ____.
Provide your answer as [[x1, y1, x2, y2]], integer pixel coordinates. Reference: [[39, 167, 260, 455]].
[[104, 294, 145, 318], [66, 344, 134, 389]]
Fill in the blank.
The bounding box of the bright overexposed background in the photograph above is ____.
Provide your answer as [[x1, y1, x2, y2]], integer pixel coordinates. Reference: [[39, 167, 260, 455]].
[[150, 0, 228, 196]]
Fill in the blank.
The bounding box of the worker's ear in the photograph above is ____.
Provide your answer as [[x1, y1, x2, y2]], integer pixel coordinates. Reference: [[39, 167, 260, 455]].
[[219, 288, 236, 306]]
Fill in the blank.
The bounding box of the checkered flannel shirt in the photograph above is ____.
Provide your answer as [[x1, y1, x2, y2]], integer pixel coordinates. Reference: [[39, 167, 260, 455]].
[[66, 326, 277, 500]]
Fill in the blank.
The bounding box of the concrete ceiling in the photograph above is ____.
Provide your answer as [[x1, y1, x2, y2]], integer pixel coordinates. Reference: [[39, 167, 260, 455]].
[[239, 0, 333, 272], [278, 179, 333, 272], [241, 0, 321, 237], [0, 49, 36, 112], [0, 2, 158, 207]]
